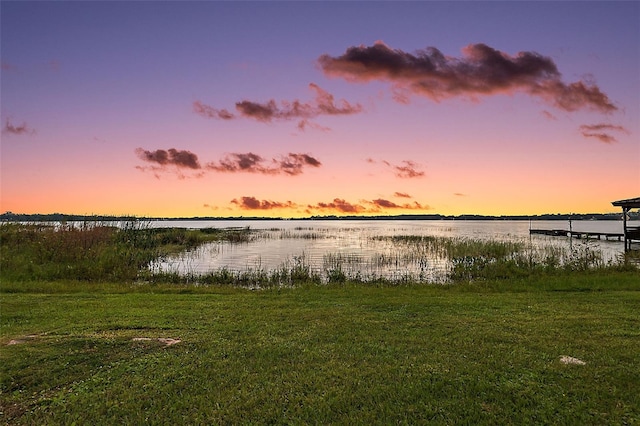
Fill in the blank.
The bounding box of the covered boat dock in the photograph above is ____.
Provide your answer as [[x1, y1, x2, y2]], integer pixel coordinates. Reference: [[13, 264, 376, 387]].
[[612, 197, 640, 251]]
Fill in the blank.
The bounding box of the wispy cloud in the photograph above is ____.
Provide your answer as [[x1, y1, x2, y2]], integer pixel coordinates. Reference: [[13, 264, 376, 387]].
[[394, 192, 412, 198], [207, 152, 322, 176], [203, 203, 220, 211], [3, 119, 35, 136], [388, 160, 425, 178], [579, 123, 630, 144], [194, 83, 363, 130], [135, 149, 322, 178], [297, 119, 331, 132], [193, 101, 235, 120], [318, 41, 617, 113], [368, 158, 425, 178]]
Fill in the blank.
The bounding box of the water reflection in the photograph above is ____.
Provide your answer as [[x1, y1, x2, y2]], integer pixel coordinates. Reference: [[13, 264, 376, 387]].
[[149, 220, 633, 282]]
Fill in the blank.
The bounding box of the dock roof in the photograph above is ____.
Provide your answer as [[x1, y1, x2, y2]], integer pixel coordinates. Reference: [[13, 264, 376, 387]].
[[612, 197, 640, 208]]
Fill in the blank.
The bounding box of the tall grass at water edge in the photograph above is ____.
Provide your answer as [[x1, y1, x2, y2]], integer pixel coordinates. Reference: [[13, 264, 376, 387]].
[[0, 222, 253, 283], [1, 223, 638, 288]]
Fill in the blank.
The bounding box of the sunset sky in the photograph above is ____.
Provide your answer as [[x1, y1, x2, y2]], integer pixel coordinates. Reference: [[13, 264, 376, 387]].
[[2, 1, 638, 218]]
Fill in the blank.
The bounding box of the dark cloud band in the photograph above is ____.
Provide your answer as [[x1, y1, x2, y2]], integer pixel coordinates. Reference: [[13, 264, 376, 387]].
[[318, 41, 616, 113], [136, 149, 322, 177]]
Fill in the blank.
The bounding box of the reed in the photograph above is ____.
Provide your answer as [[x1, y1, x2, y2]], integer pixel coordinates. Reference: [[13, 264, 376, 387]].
[[0, 222, 253, 283], [2, 223, 637, 288]]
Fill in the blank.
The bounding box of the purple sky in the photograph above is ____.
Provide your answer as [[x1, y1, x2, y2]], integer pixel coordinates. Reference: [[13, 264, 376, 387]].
[[2, 1, 638, 217]]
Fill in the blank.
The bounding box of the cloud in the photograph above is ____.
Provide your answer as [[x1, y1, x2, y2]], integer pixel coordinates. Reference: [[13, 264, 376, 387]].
[[368, 158, 425, 178], [2, 119, 35, 136], [318, 41, 617, 113], [454, 193, 467, 197], [311, 198, 367, 214], [579, 123, 630, 144], [193, 101, 235, 120], [391, 160, 425, 178], [278, 153, 322, 175], [222, 195, 431, 214], [307, 197, 429, 214], [394, 192, 412, 198], [541, 110, 557, 121], [208, 152, 265, 173], [207, 152, 322, 176], [297, 119, 331, 132], [135, 148, 322, 178], [194, 83, 363, 129], [135, 148, 201, 169], [381, 160, 425, 178], [231, 196, 297, 210]]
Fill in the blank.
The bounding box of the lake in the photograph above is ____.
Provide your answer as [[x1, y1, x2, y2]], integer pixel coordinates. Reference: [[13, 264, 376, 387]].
[[149, 219, 636, 283]]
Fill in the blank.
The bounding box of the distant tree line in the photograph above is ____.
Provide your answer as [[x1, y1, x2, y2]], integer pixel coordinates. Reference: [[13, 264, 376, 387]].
[[1, 211, 637, 223]]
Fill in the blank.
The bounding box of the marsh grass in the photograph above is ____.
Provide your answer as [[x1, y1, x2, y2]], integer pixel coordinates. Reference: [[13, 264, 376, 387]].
[[2, 223, 637, 289], [372, 234, 638, 283], [0, 223, 253, 284]]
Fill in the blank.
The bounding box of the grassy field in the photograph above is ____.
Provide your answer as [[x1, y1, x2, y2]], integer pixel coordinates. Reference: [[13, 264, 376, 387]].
[[1, 223, 639, 424], [2, 274, 639, 425]]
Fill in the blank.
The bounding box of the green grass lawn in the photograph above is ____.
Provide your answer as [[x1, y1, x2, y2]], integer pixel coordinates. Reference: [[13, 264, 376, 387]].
[[2, 273, 639, 425]]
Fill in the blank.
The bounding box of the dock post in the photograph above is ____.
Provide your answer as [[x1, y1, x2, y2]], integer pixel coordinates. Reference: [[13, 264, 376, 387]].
[[623, 207, 629, 251]]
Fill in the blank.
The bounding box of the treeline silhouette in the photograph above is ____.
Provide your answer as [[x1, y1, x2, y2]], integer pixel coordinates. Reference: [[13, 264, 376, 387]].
[[1, 212, 635, 222]]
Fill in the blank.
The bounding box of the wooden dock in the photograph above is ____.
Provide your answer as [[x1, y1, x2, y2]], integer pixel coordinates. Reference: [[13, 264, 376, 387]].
[[530, 229, 625, 241]]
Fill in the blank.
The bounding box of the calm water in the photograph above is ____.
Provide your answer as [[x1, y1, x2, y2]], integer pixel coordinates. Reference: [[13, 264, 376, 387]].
[[150, 220, 636, 282]]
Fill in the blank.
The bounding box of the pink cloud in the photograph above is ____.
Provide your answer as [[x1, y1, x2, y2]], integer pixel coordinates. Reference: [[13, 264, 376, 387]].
[[578, 123, 630, 144], [2, 119, 35, 136]]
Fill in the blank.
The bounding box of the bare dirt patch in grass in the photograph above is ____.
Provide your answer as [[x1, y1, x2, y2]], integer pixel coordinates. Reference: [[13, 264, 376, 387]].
[[559, 355, 587, 365], [6, 335, 39, 345], [132, 337, 182, 346]]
